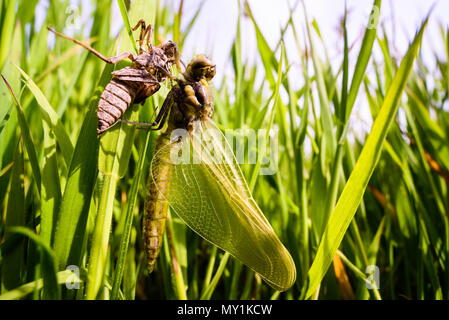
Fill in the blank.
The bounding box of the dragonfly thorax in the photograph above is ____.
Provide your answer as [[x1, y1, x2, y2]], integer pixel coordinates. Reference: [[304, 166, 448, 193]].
[[170, 79, 214, 133]]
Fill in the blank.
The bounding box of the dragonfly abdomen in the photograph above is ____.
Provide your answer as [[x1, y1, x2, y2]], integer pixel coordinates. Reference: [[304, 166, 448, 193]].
[[143, 132, 173, 272]]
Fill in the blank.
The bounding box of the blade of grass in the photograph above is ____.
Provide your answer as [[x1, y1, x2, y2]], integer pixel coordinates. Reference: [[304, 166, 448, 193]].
[[36, 37, 94, 84], [305, 16, 430, 299], [0, 269, 79, 300], [111, 131, 151, 299], [321, 1, 381, 297], [0, 103, 14, 136], [339, 4, 349, 133], [233, 0, 244, 128], [201, 246, 217, 297], [200, 252, 230, 300], [86, 0, 155, 299], [14, 64, 74, 167], [116, 0, 139, 54], [244, 0, 277, 88], [0, 0, 17, 72], [166, 214, 187, 300], [173, 0, 183, 45], [0, 161, 14, 177], [249, 42, 284, 190], [178, 1, 204, 49], [8, 227, 60, 299], [344, 0, 382, 123], [303, 2, 335, 167], [56, 50, 89, 117], [228, 260, 243, 299], [1, 74, 41, 195], [52, 65, 107, 269], [1, 140, 25, 291], [295, 48, 311, 285], [40, 122, 62, 247]]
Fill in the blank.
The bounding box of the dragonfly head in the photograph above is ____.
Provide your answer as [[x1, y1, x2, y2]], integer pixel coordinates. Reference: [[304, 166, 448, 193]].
[[184, 55, 216, 82], [159, 41, 180, 66]]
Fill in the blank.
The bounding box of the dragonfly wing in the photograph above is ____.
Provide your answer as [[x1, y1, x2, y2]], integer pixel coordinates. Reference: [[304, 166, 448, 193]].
[[151, 119, 296, 291]]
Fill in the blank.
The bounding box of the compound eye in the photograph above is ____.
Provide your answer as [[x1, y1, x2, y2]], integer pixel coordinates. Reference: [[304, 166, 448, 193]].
[[185, 55, 215, 81]]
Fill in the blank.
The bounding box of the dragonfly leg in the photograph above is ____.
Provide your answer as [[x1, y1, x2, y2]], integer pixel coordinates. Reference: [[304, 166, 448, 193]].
[[154, 61, 176, 80], [145, 24, 154, 52], [118, 119, 159, 128], [106, 52, 138, 64], [133, 19, 154, 54], [47, 26, 137, 64], [174, 45, 184, 73], [132, 19, 146, 31], [118, 114, 167, 131], [132, 19, 148, 54], [118, 96, 171, 131], [178, 57, 187, 72]]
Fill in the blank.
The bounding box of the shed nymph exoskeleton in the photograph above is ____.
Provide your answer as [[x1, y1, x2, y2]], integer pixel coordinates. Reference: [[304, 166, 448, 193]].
[[48, 19, 182, 135]]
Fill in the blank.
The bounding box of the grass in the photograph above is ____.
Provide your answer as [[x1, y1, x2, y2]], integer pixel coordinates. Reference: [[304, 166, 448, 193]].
[[0, 0, 448, 300]]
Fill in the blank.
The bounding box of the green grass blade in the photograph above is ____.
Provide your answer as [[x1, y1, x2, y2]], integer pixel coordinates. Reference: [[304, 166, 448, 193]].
[[111, 131, 151, 299], [166, 216, 187, 300], [173, 0, 182, 44], [0, 270, 79, 300], [56, 50, 89, 118], [249, 42, 284, 190], [446, 29, 449, 94], [201, 246, 217, 296], [116, 0, 139, 54], [0, 103, 14, 136], [52, 66, 107, 269], [200, 252, 230, 300], [8, 227, 60, 299], [305, 16, 430, 299], [14, 64, 74, 168], [179, 1, 204, 49], [295, 50, 311, 285], [0, 0, 3, 24], [0, 161, 14, 178], [406, 87, 449, 171], [345, 0, 381, 122], [86, 0, 155, 299], [244, 0, 277, 88], [86, 172, 115, 299], [1, 74, 41, 195], [232, 0, 244, 128], [1, 141, 25, 292], [339, 4, 349, 129], [40, 122, 62, 247], [303, 3, 335, 166], [0, 0, 17, 72]]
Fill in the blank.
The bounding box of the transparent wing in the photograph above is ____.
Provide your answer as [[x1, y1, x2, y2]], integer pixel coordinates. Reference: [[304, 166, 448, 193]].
[[151, 119, 296, 291]]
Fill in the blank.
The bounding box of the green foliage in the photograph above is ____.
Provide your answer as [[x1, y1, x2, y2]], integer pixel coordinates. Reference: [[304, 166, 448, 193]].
[[0, 0, 448, 300]]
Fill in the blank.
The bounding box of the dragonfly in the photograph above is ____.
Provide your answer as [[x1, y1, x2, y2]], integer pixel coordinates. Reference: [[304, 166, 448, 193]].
[[137, 55, 296, 292]]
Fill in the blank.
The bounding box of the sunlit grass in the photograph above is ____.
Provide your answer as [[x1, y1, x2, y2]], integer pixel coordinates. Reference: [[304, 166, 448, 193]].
[[0, 0, 448, 300]]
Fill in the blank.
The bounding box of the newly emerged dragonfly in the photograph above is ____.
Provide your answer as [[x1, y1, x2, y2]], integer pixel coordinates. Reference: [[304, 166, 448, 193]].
[[48, 20, 181, 134], [140, 55, 296, 291]]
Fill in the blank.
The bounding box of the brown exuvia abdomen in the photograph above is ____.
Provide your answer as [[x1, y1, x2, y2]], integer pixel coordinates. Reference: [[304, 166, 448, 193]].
[[97, 78, 159, 134]]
